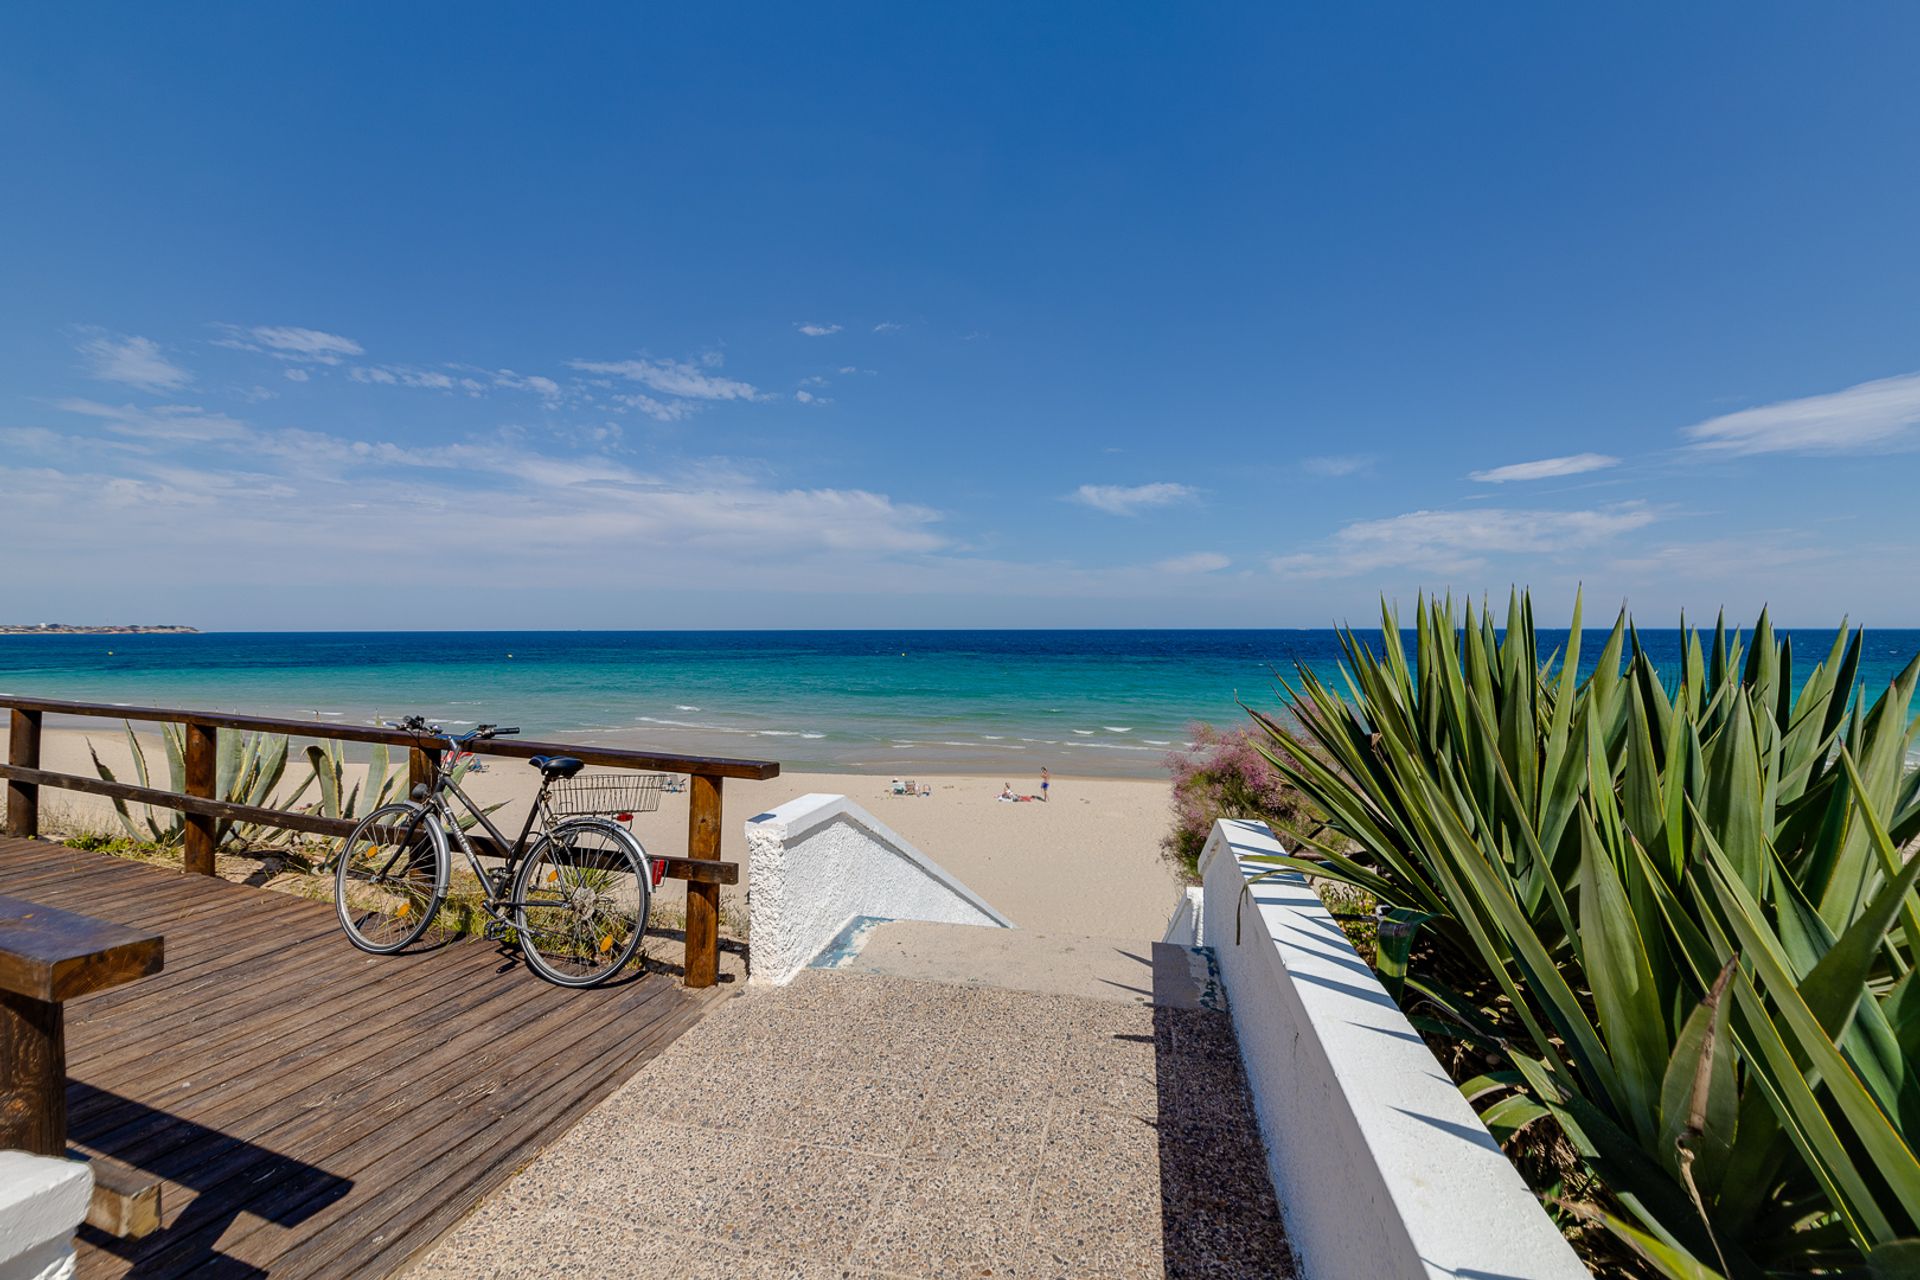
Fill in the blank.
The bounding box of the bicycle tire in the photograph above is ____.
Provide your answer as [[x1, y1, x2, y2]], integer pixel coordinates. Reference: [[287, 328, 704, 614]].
[[334, 801, 448, 954], [512, 817, 652, 987]]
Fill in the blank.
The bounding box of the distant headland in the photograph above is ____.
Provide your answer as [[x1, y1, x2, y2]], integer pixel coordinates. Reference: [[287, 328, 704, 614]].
[[0, 624, 199, 636]]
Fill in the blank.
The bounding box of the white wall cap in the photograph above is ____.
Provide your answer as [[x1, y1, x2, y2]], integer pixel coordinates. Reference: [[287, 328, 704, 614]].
[[0, 1152, 90, 1268], [750, 794, 1014, 928]]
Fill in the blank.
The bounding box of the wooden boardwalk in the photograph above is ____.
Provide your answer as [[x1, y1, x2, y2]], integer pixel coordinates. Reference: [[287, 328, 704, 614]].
[[0, 836, 729, 1279]]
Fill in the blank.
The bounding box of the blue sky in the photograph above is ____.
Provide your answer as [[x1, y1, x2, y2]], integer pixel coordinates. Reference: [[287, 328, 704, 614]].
[[3, 4, 1918, 629]]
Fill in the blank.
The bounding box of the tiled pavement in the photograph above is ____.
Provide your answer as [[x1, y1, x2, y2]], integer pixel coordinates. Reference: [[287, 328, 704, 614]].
[[409, 968, 1294, 1279]]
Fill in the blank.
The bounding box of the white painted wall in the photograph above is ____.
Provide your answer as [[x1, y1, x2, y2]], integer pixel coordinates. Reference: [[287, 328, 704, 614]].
[[746, 793, 1013, 985], [1198, 819, 1589, 1280], [1162, 885, 1203, 946], [0, 1152, 90, 1280]]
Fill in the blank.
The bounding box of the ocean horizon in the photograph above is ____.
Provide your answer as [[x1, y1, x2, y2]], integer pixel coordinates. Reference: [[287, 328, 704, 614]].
[[5, 627, 1918, 778]]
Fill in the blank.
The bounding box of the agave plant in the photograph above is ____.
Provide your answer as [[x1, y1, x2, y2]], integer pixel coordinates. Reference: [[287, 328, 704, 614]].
[[302, 739, 405, 821], [1248, 591, 1920, 1278], [88, 721, 306, 850], [298, 738, 496, 837]]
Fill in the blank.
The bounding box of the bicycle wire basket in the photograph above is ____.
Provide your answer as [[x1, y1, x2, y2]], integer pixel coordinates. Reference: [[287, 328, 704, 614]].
[[545, 772, 673, 819]]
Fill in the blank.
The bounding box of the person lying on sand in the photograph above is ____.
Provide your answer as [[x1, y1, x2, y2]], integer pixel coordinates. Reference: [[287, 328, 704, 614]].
[[999, 783, 1016, 801]]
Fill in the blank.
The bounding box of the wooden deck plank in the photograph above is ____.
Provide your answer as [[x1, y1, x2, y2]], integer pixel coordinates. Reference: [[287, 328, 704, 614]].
[[164, 977, 701, 1276], [0, 836, 726, 1280]]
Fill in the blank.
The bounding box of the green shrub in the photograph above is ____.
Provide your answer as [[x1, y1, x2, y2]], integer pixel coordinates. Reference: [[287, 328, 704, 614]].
[[1161, 723, 1318, 881], [1250, 591, 1920, 1278]]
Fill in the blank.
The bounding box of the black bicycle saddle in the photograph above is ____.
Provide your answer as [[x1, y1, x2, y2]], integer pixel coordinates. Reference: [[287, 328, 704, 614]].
[[528, 755, 585, 780]]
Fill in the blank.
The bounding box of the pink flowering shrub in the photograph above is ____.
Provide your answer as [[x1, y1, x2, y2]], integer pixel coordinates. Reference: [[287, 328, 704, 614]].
[[1161, 722, 1317, 881]]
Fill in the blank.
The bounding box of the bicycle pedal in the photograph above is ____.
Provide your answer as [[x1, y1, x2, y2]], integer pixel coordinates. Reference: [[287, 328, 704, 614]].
[[483, 920, 512, 942]]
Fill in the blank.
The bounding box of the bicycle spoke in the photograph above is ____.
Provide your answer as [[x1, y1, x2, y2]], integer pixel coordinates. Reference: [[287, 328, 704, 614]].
[[335, 803, 443, 953], [512, 822, 650, 986]]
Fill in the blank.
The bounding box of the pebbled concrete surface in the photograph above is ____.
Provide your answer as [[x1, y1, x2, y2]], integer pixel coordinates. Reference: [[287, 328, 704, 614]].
[[408, 967, 1294, 1279], [831, 919, 1223, 1011]]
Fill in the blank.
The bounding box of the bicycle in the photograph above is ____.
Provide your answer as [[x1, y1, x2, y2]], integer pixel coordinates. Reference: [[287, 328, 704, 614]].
[[332, 717, 657, 988]]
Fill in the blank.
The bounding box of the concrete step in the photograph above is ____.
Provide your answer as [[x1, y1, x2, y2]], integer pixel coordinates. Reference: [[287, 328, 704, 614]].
[[812, 917, 1224, 1010]]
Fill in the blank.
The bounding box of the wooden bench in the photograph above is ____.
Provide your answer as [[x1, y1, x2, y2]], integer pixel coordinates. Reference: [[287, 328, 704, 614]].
[[0, 894, 165, 1237]]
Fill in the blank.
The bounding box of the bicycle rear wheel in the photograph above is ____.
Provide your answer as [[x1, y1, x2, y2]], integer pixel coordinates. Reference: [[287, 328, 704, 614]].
[[334, 802, 447, 953], [512, 818, 651, 987]]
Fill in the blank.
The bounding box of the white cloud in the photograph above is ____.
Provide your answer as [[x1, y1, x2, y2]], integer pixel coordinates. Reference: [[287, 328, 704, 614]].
[[348, 364, 462, 391], [615, 393, 697, 422], [568, 356, 763, 404], [1068, 482, 1197, 516], [1469, 452, 1620, 483], [76, 331, 192, 392], [10, 401, 950, 592], [873, 322, 904, 333], [0, 427, 64, 453], [217, 324, 364, 364], [1302, 454, 1373, 478], [283, 368, 310, 383], [1682, 372, 1920, 455], [55, 399, 250, 444], [1271, 504, 1655, 579], [493, 370, 563, 401], [797, 323, 842, 337], [1152, 552, 1230, 574]]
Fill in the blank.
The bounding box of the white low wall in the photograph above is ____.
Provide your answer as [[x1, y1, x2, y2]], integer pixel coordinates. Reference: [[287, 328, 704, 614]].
[[746, 794, 1013, 985], [1162, 886, 1203, 946], [1198, 819, 1589, 1280], [0, 1151, 90, 1280]]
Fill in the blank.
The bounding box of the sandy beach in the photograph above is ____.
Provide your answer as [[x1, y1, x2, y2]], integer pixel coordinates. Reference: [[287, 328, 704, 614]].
[[31, 727, 1188, 942]]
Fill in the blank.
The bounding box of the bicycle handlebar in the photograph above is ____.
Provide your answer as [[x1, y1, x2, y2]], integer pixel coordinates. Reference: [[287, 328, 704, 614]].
[[384, 718, 520, 743]]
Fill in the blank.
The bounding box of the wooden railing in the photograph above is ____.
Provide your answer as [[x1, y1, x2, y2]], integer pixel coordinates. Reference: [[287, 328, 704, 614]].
[[0, 695, 780, 988]]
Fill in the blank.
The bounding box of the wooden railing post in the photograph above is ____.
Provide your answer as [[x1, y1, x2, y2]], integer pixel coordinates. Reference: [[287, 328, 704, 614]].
[[4, 710, 41, 839], [684, 772, 722, 988], [408, 746, 435, 797], [182, 724, 217, 876]]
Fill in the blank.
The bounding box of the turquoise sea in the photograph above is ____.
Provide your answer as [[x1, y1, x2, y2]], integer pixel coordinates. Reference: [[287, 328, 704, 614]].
[[2, 629, 1917, 778]]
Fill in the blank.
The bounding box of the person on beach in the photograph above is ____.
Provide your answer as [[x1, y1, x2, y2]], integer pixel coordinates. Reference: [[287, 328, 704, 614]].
[[999, 782, 1015, 801], [1041, 767, 1050, 801]]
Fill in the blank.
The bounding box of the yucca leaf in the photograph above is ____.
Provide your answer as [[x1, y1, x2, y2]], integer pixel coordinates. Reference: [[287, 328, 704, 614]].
[[1836, 746, 1920, 962], [363, 742, 391, 818], [1509, 1051, 1733, 1268], [1702, 691, 1767, 898], [1624, 678, 1667, 857], [1705, 859, 1920, 1235], [1718, 957, 1891, 1248], [1869, 1239, 1920, 1279], [1480, 1093, 1551, 1144], [1580, 803, 1671, 1145], [1459, 1070, 1528, 1104], [1659, 959, 1739, 1200], [307, 743, 341, 818], [1588, 1205, 1728, 1280], [1795, 772, 1920, 1051], [121, 721, 149, 791], [161, 723, 184, 792], [87, 741, 147, 843]]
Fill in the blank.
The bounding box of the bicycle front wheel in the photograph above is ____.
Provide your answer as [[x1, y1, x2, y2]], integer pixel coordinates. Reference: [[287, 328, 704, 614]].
[[334, 802, 447, 954], [512, 818, 651, 987]]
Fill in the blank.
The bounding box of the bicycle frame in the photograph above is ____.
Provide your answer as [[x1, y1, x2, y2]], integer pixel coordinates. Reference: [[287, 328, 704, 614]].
[[417, 740, 560, 923]]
